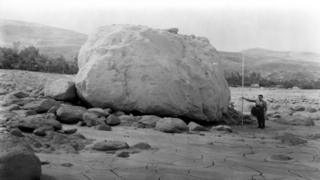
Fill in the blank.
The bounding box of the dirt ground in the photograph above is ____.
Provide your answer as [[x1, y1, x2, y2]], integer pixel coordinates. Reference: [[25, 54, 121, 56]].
[[1, 70, 320, 180]]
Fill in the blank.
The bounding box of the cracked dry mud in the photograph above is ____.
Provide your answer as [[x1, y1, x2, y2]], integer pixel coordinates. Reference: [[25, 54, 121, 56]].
[[35, 120, 320, 180]]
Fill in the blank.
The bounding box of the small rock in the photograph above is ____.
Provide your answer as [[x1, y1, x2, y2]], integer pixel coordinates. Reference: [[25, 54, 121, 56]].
[[23, 98, 60, 113], [60, 163, 73, 167], [113, 111, 125, 116], [95, 124, 112, 131], [33, 127, 49, 136], [212, 125, 233, 133], [6, 114, 62, 132], [105, 115, 121, 126], [10, 128, 24, 137], [47, 105, 60, 114], [82, 111, 106, 127], [290, 105, 305, 112], [307, 107, 317, 113], [133, 142, 151, 150], [56, 104, 87, 124], [155, 117, 188, 133], [188, 122, 207, 131], [118, 115, 140, 126], [136, 115, 161, 128], [88, 108, 110, 117], [59, 128, 77, 134], [116, 151, 130, 158], [270, 154, 293, 161], [275, 133, 307, 146], [92, 140, 129, 151]]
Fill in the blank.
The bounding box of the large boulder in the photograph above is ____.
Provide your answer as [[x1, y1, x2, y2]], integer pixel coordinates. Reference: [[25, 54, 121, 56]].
[[0, 134, 41, 180], [75, 25, 230, 122], [44, 78, 77, 101]]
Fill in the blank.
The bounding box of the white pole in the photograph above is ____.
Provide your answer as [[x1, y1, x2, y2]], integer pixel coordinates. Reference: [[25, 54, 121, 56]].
[[241, 53, 244, 126]]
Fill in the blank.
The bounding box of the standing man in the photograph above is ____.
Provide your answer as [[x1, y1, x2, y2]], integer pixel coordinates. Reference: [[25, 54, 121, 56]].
[[242, 95, 267, 129]]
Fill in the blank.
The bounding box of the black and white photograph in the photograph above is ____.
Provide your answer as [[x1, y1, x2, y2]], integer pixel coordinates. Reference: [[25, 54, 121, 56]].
[[0, 0, 320, 179]]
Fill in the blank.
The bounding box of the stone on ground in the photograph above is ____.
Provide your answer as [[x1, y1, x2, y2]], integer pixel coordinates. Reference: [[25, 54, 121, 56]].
[[22, 98, 60, 113], [105, 114, 121, 126], [212, 125, 233, 133], [155, 117, 188, 133], [88, 108, 110, 117], [44, 78, 77, 101], [75, 24, 230, 122], [188, 122, 207, 131], [92, 140, 129, 151], [95, 124, 112, 131], [290, 105, 305, 112], [133, 142, 152, 150], [275, 133, 308, 146], [135, 115, 161, 128], [82, 111, 106, 127], [116, 151, 130, 158], [6, 113, 62, 132], [56, 104, 87, 124], [0, 134, 42, 180]]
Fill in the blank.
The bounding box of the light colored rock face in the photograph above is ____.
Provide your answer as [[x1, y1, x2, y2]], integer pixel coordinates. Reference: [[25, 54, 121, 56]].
[[76, 25, 230, 122], [44, 78, 76, 101]]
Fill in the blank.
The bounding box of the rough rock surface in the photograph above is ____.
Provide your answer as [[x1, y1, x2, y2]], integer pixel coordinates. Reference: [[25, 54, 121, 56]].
[[188, 122, 207, 131], [82, 111, 106, 127], [0, 134, 42, 180], [44, 78, 76, 101], [155, 117, 188, 133], [22, 98, 60, 113], [6, 113, 62, 132], [135, 115, 160, 128], [56, 104, 87, 124], [75, 25, 230, 122], [105, 114, 121, 126]]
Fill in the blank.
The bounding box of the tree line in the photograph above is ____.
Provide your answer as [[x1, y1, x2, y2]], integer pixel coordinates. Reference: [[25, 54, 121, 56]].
[[0, 46, 78, 74], [225, 71, 320, 89]]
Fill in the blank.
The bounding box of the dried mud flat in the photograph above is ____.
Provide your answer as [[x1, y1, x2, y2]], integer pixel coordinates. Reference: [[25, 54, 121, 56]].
[[1, 69, 320, 180]]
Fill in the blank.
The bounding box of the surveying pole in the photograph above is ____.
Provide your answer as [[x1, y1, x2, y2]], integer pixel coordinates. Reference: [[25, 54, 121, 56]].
[[241, 53, 245, 126]]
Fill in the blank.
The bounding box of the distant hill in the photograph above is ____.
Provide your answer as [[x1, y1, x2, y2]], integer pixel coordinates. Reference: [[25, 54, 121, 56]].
[[0, 19, 87, 61], [220, 48, 320, 82]]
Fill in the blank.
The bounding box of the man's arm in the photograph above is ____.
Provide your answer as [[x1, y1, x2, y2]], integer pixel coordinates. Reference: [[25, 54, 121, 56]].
[[242, 97, 256, 102]]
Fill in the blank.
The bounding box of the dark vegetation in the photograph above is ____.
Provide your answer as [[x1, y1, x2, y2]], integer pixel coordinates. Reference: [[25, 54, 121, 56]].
[[0, 46, 78, 74], [225, 71, 320, 89]]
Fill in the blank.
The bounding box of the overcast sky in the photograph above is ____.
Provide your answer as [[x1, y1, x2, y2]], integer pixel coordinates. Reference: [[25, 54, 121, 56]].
[[0, 0, 319, 52]]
